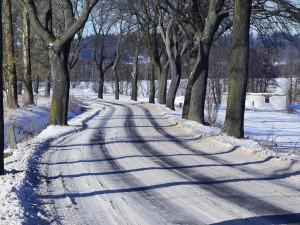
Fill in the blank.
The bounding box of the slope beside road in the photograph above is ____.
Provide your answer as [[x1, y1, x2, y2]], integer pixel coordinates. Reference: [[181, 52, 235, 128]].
[[20, 99, 300, 224]]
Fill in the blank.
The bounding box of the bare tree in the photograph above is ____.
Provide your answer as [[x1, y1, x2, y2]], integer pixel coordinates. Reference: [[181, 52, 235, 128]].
[[4, 0, 19, 108], [90, 0, 116, 99], [159, 7, 190, 110], [282, 46, 300, 105], [129, 0, 169, 104], [248, 46, 278, 93], [205, 38, 230, 124], [112, 17, 129, 100], [22, 9, 34, 106], [149, 63, 155, 103], [222, 0, 299, 137], [178, 0, 232, 124], [15, 0, 99, 125], [223, 0, 252, 138], [0, 0, 4, 175], [68, 1, 87, 73], [131, 24, 141, 101]]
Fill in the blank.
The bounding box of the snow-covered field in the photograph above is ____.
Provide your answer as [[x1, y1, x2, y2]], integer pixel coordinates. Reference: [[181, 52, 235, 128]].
[[0, 81, 300, 224]]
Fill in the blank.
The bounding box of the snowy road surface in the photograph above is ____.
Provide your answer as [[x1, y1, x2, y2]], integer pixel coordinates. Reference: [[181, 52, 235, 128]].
[[26, 99, 300, 224]]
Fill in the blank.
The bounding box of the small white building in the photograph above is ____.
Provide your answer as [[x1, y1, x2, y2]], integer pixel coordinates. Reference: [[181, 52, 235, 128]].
[[223, 93, 286, 109], [245, 93, 286, 109]]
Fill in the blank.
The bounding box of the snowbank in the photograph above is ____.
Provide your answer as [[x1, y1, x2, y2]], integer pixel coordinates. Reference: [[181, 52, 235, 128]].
[[156, 103, 300, 162], [1, 99, 103, 224]]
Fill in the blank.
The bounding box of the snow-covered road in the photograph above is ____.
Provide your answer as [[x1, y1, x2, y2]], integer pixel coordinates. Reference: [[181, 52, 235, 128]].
[[25, 99, 300, 224]]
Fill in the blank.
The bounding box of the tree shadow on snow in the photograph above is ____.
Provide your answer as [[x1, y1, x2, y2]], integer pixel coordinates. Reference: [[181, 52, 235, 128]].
[[211, 213, 300, 225]]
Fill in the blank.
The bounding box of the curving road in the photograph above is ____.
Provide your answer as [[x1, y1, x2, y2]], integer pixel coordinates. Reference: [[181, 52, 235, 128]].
[[31, 99, 300, 224]]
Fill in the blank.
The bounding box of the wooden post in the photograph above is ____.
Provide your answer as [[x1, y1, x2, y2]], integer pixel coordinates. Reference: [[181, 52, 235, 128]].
[[7, 126, 18, 149]]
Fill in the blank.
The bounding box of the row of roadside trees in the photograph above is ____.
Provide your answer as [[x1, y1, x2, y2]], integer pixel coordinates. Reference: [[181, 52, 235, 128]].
[[1, 0, 299, 175]]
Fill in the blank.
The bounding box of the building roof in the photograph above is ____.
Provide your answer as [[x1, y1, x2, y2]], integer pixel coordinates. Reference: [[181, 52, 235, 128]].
[[223, 93, 286, 96]]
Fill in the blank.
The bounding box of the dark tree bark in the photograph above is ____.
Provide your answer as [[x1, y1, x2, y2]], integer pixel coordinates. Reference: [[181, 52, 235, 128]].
[[149, 64, 155, 103], [48, 46, 71, 125], [133, 1, 169, 104], [157, 61, 169, 104], [182, 44, 198, 119], [44, 73, 51, 97], [166, 59, 181, 110], [186, 44, 211, 124], [92, 37, 114, 99], [16, 0, 99, 125], [160, 18, 189, 110], [23, 10, 34, 106], [113, 66, 120, 100], [223, 0, 252, 138], [0, 0, 4, 175], [131, 46, 139, 101], [34, 76, 39, 94], [17, 82, 23, 96], [107, 15, 127, 101], [95, 55, 114, 99], [183, 0, 228, 124], [98, 70, 105, 99], [162, 0, 232, 124], [43, 0, 51, 98], [150, 52, 169, 105], [4, 0, 19, 108]]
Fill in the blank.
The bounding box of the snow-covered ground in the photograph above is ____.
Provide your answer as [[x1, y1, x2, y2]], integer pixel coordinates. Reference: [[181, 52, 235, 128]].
[[162, 103, 300, 161], [175, 97, 300, 151], [0, 81, 299, 224], [172, 77, 300, 155], [0, 83, 142, 223], [0, 101, 104, 223]]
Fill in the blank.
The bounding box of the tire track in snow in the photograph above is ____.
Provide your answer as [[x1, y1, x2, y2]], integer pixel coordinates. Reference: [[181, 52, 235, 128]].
[[32, 100, 300, 224], [123, 103, 300, 223], [140, 104, 300, 190], [96, 101, 203, 225]]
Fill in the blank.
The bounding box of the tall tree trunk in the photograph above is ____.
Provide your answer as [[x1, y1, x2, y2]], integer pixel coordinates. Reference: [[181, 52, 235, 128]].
[[182, 46, 198, 119], [34, 76, 39, 94], [23, 10, 34, 106], [223, 0, 252, 138], [4, 0, 18, 108], [287, 76, 293, 105], [157, 69, 168, 104], [113, 67, 119, 100], [111, 31, 123, 101], [0, 0, 4, 175], [160, 19, 187, 110], [185, 44, 211, 124], [149, 64, 155, 103], [16, 0, 98, 126], [98, 70, 104, 99], [181, 1, 228, 124], [166, 59, 181, 110], [48, 45, 71, 125], [17, 81, 22, 96], [131, 72, 138, 101], [148, 51, 169, 105], [43, 0, 51, 99], [157, 60, 169, 104], [131, 47, 139, 101], [44, 73, 51, 97], [182, 77, 193, 119]]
